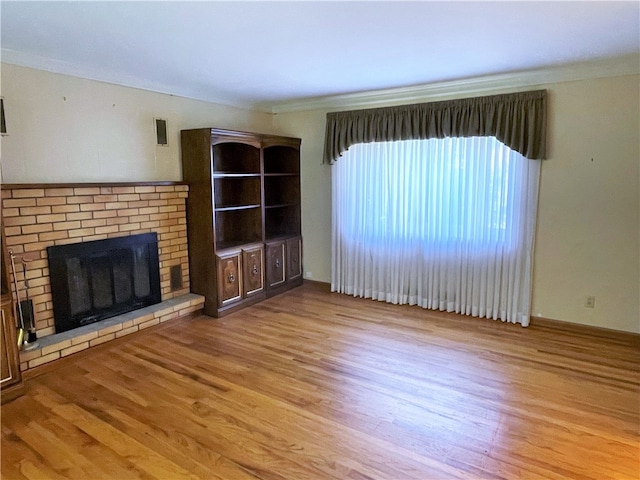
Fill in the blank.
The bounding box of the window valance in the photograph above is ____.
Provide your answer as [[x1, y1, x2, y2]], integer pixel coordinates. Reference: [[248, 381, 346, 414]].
[[323, 89, 547, 163]]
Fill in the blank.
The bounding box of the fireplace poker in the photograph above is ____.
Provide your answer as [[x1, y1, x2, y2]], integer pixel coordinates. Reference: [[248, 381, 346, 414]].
[[21, 257, 38, 348], [8, 249, 26, 349]]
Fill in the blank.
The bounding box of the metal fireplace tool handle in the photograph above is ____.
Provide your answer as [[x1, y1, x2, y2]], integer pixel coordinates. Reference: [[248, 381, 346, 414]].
[[8, 249, 26, 349]]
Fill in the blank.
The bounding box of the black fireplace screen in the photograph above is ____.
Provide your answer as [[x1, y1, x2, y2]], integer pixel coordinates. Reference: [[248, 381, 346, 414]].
[[47, 233, 161, 333]]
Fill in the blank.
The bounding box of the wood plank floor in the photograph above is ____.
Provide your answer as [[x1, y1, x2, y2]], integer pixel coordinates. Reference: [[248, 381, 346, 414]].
[[2, 283, 639, 480]]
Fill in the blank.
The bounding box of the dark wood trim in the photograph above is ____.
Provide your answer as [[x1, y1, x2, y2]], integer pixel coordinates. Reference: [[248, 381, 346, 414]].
[[266, 277, 303, 298], [0, 381, 25, 404], [530, 315, 640, 346], [1, 181, 188, 189], [1, 209, 24, 404], [215, 291, 266, 317]]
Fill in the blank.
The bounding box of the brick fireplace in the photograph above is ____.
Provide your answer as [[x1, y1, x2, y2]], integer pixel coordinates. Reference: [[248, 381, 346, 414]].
[[1, 182, 204, 371]]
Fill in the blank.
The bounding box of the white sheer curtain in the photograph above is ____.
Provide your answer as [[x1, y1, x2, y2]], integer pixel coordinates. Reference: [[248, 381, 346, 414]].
[[331, 136, 541, 326]]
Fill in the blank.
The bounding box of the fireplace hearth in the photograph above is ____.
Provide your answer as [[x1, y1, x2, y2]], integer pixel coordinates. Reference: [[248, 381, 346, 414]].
[[47, 233, 162, 333]]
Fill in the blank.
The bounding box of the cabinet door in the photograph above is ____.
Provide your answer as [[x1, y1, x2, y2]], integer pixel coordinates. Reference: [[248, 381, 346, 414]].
[[242, 246, 264, 297], [1, 296, 21, 390], [265, 241, 286, 289], [216, 252, 242, 307], [286, 237, 302, 281]]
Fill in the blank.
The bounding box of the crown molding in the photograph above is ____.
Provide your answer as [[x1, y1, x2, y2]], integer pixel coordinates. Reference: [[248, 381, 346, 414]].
[[267, 54, 640, 114], [3, 48, 638, 116]]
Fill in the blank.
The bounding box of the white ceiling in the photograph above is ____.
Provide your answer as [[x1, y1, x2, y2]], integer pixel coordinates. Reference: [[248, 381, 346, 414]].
[[2, 1, 639, 112]]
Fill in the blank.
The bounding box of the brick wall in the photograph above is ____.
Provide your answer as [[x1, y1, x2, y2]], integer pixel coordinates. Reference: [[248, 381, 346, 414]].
[[1, 183, 190, 338]]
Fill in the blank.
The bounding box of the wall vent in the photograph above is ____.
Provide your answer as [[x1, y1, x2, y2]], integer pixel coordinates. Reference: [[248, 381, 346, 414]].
[[155, 118, 168, 146], [170, 265, 183, 291], [1, 98, 6, 134]]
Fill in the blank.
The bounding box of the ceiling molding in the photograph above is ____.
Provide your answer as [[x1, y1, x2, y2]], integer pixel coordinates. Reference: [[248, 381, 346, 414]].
[[267, 55, 640, 114], [3, 47, 638, 116]]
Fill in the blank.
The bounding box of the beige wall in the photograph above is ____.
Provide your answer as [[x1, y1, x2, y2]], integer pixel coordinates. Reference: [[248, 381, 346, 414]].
[[534, 75, 639, 333], [274, 74, 640, 333], [0, 64, 274, 183]]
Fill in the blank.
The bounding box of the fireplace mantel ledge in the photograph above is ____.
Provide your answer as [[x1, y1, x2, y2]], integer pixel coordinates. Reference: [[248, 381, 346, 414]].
[[2, 181, 188, 189], [18, 293, 204, 371]]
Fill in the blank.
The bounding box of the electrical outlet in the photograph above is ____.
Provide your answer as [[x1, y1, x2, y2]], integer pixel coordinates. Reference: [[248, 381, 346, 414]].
[[585, 296, 595, 308], [305, 271, 313, 278]]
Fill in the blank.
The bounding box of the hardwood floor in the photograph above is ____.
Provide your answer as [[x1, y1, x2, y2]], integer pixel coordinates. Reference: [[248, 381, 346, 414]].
[[2, 283, 639, 479]]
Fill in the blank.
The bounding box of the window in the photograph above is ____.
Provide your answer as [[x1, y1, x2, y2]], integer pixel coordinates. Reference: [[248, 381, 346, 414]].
[[331, 136, 541, 325]]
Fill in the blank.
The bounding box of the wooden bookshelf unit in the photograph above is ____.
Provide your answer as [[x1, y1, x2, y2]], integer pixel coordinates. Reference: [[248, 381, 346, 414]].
[[181, 128, 302, 317]]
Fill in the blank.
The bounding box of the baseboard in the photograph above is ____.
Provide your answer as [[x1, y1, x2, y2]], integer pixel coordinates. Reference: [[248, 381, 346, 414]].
[[303, 279, 331, 291], [530, 315, 640, 345], [298, 285, 639, 343]]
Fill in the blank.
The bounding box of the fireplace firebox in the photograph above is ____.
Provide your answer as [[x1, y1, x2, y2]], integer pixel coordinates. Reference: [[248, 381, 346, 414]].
[[47, 233, 162, 333]]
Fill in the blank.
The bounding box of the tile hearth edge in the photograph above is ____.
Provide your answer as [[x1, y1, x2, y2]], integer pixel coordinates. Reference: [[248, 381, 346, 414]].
[[18, 293, 204, 371]]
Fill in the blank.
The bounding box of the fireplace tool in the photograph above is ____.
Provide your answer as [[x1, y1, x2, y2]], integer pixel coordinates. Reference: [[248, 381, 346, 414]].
[[8, 251, 38, 350], [21, 257, 38, 347], [8, 249, 26, 349]]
